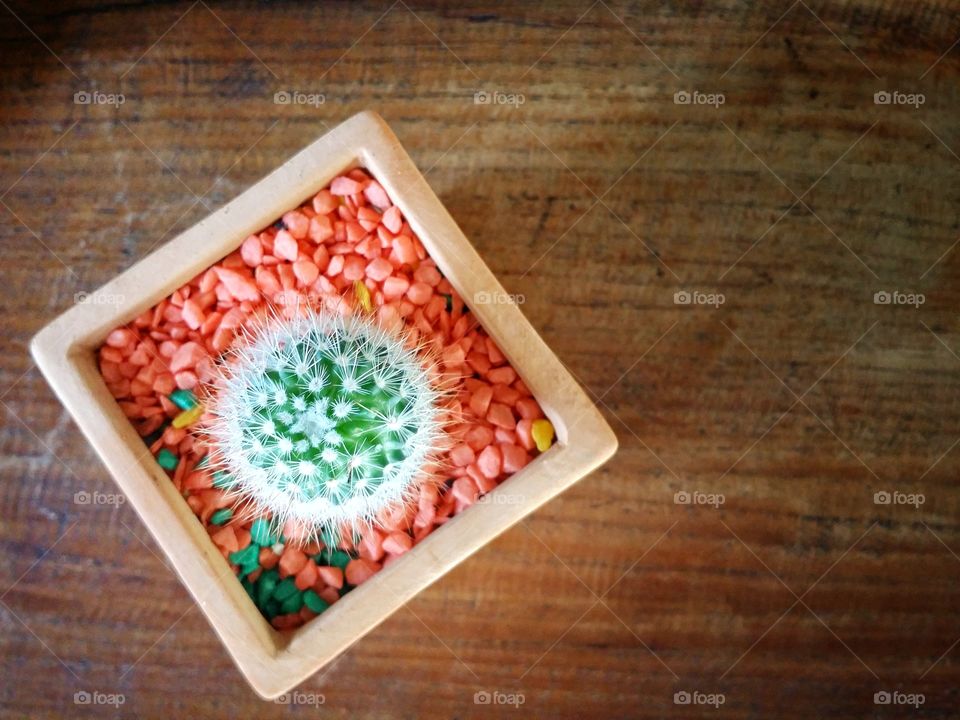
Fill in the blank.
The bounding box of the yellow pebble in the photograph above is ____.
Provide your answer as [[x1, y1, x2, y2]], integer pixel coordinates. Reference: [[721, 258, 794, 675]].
[[531, 418, 555, 453], [354, 280, 373, 314], [172, 404, 204, 429]]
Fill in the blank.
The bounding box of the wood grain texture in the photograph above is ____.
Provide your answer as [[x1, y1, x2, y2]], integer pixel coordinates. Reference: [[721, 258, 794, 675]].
[[2, 1, 960, 717]]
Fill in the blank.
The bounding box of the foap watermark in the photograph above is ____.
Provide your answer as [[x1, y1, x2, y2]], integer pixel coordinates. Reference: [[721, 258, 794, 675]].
[[74, 90, 125, 107], [674, 690, 725, 708], [674, 289, 725, 308], [874, 90, 924, 108], [474, 291, 524, 306], [75, 290, 125, 306], [874, 690, 924, 708], [474, 690, 525, 708], [478, 492, 525, 506], [74, 491, 126, 507], [473, 90, 526, 107], [74, 691, 125, 708], [674, 90, 725, 108], [274, 90, 326, 107], [274, 691, 325, 707], [674, 490, 725, 509], [873, 290, 924, 308], [874, 490, 924, 509]]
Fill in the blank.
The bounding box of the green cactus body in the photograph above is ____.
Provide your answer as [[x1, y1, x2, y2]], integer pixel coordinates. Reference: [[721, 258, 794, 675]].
[[207, 308, 444, 540]]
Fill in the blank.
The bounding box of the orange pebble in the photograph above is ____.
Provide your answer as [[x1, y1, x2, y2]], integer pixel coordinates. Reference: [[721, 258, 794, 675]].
[[470, 464, 498, 494], [382, 276, 410, 299], [366, 257, 393, 282], [118, 401, 141, 418], [271, 613, 301, 630], [450, 443, 475, 467], [407, 282, 432, 306], [295, 560, 319, 590], [359, 530, 384, 562], [309, 214, 334, 243], [293, 259, 320, 286], [317, 565, 344, 589], [279, 547, 308, 577], [273, 230, 299, 261], [318, 587, 340, 605], [501, 443, 529, 473], [487, 402, 516, 430], [486, 337, 506, 364], [259, 547, 280, 569], [255, 266, 282, 295], [282, 210, 310, 239], [174, 370, 198, 390], [382, 532, 412, 556], [312, 189, 338, 214], [364, 181, 390, 209], [477, 444, 502, 479], [214, 267, 260, 302], [394, 235, 417, 265], [101, 347, 125, 364], [183, 470, 212, 490], [240, 235, 263, 266], [345, 558, 380, 586], [413, 264, 442, 287], [467, 351, 491, 376], [169, 341, 208, 373], [464, 424, 495, 451], [181, 299, 204, 330], [382, 205, 402, 233], [469, 384, 493, 418], [105, 328, 136, 348], [452, 477, 479, 507], [357, 206, 381, 232], [211, 526, 239, 554], [326, 254, 344, 277], [516, 397, 543, 420], [342, 254, 367, 282], [492, 384, 521, 406], [331, 176, 365, 196], [487, 366, 517, 385], [516, 418, 536, 451]]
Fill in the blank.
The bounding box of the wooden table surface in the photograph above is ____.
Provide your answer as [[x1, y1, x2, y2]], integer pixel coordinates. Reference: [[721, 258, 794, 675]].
[[3, 1, 960, 717]]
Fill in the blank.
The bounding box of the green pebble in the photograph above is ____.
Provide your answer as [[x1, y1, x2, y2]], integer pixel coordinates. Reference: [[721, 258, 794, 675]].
[[330, 550, 351, 570], [250, 518, 277, 546], [228, 544, 260, 573], [194, 455, 209, 469], [210, 508, 233, 526], [169, 388, 198, 410], [240, 578, 256, 601], [273, 577, 299, 602], [257, 570, 279, 608], [156, 448, 178, 471], [212, 470, 235, 489], [303, 590, 329, 614], [280, 592, 304, 614], [263, 598, 280, 619]]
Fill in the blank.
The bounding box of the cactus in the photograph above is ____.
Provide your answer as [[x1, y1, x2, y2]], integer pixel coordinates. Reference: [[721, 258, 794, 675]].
[[205, 306, 445, 543]]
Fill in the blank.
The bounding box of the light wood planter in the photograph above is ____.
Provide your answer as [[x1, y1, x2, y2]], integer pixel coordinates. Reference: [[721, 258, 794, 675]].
[[31, 111, 618, 699]]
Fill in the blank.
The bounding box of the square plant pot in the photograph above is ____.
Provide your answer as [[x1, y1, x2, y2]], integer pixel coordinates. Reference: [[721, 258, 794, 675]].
[[30, 111, 618, 699]]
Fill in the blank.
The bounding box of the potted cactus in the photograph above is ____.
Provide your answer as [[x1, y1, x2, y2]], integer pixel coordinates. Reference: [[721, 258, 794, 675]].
[[206, 307, 448, 546], [31, 111, 617, 698]]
